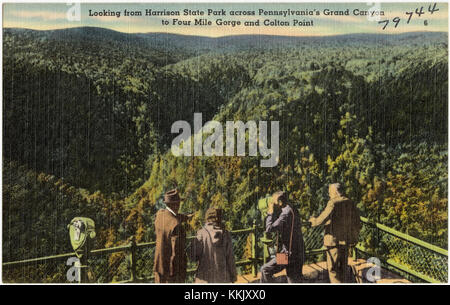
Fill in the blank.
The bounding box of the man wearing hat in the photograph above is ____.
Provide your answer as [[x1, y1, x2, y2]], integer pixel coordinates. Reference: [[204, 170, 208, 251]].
[[154, 189, 188, 283]]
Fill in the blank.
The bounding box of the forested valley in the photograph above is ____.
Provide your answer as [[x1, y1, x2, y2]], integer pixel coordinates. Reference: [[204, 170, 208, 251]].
[[2, 27, 448, 281]]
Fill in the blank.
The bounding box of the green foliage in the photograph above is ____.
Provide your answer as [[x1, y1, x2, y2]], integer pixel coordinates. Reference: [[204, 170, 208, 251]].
[[2, 28, 448, 282], [2, 161, 127, 261]]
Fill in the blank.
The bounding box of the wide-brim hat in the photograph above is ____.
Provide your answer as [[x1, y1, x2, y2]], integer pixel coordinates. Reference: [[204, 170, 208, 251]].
[[164, 189, 182, 204]]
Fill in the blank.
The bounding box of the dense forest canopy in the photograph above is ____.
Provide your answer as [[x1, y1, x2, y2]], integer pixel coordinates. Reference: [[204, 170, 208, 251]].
[[2, 27, 448, 274]]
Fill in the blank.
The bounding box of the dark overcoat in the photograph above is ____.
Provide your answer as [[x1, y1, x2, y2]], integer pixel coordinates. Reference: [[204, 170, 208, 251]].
[[154, 209, 187, 282], [266, 204, 305, 268]]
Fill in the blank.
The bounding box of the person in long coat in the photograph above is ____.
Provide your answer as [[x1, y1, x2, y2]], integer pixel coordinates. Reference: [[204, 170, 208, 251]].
[[309, 183, 361, 283], [189, 207, 237, 283], [260, 191, 305, 283], [153, 189, 188, 283]]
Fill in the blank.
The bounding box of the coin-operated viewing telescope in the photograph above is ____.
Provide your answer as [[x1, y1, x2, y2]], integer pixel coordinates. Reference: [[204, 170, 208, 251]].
[[68, 217, 96, 282], [68, 217, 96, 257], [257, 196, 276, 264]]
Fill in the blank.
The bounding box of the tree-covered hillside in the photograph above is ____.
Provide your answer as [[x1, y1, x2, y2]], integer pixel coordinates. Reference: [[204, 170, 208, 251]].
[[2, 28, 448, 280]]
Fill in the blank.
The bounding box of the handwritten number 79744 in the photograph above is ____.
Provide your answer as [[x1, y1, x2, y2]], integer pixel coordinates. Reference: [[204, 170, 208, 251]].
[[378, 3, 439, 30]]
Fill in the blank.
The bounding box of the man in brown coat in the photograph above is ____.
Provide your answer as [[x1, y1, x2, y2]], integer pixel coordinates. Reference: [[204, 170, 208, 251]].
[[189, 207, 237, 283], [154, 189, 188, 283], [309, 183, 361, 283]]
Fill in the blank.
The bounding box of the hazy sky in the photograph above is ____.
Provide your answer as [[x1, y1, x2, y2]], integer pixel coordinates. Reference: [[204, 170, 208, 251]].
[[3, 2, 448, 37]]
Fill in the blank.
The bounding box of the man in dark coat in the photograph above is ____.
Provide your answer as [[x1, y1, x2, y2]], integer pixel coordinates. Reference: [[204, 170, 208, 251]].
[[153, 189, 188, 283], [309, 183, 361, 283], [260, 191, 305, 283]]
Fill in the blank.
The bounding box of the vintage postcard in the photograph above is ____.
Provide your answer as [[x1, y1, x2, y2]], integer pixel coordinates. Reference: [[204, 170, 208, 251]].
[[1, 1, 448, 289]]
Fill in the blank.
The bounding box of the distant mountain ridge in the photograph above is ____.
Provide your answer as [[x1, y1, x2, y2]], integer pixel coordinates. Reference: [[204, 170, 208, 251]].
[[4, 26, 448, 53]]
